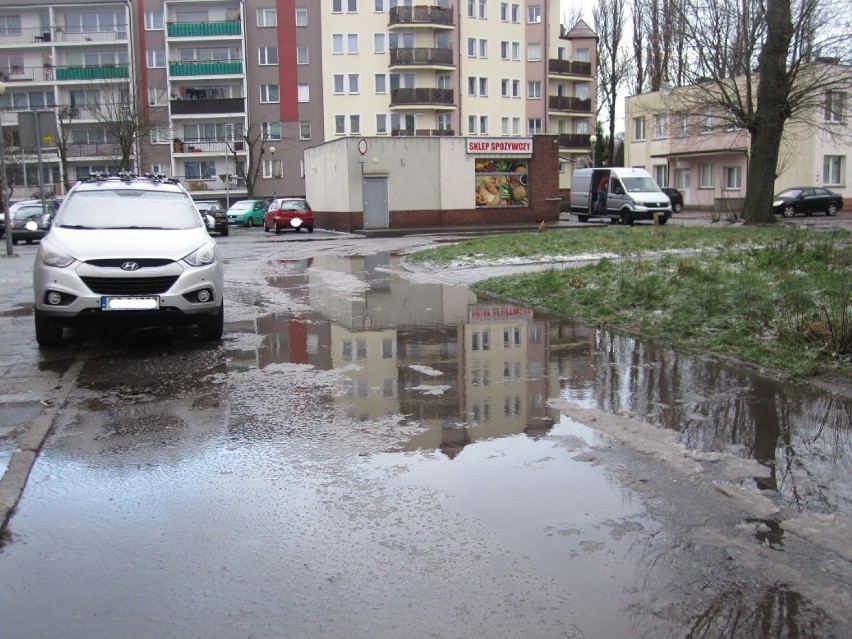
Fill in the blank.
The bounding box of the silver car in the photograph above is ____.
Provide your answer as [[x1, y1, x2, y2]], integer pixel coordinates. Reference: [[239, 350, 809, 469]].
[[32, 174, 224, 346]]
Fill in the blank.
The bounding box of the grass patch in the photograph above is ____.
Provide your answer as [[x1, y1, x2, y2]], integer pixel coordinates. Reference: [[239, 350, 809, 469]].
[[410, 226, 852, 381]]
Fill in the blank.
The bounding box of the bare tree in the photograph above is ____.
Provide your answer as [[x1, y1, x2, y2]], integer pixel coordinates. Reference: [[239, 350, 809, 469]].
[[631, 0, 647, 93], [230, 115, 278, 198], [630, 0, 689, 91], [595, 0, 631, 165], [665, 0, 852, 223]]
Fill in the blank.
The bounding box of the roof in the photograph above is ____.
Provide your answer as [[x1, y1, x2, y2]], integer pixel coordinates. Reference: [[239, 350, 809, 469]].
[[563, 19, 597, 40]]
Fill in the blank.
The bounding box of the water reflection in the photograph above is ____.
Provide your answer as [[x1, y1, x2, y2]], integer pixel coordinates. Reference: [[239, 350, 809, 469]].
[[243, 253, 851, 518]]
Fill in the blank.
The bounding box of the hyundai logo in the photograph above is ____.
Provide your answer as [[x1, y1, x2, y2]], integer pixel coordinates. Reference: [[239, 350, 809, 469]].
[[121, 261, 141, 271]]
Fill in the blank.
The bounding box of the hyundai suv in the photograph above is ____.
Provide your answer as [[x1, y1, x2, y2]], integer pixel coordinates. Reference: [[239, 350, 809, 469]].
[[32, 173, 224, 346]]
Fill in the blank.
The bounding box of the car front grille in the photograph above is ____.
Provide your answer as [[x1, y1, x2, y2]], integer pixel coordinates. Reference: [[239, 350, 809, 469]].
[[81, 276, 179, 295], [85, 258, 175, 268]]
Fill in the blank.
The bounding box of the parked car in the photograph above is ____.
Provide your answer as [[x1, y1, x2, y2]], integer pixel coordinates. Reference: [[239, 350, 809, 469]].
[[6, 202, 55, 244], [226, 199, 268, 227], [772, 187, 843, 218], [196, 200, 229, 236], [1, 199, 57, 239], [661, 187, 684, 213], [263, 197, 314, 234], [32, 174, 224, 346]]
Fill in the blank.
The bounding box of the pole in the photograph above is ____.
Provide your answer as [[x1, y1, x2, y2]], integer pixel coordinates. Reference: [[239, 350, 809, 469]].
[[33, 110, 48, 216], [1, 115, 12, 256]]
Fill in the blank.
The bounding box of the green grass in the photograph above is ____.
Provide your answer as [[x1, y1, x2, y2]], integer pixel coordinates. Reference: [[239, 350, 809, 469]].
[[409, 226, 852, 382]]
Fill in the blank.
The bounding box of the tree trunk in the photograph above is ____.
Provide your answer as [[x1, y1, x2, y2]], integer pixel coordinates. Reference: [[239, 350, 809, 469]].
[[741, 0, 794, 224]]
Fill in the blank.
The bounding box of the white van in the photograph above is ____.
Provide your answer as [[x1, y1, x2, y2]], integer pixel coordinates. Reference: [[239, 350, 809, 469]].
[[570, 167, 672, 225]]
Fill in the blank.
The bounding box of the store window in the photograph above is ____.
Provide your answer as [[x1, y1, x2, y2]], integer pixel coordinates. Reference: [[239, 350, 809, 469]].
[[474, 159, 528, 207]]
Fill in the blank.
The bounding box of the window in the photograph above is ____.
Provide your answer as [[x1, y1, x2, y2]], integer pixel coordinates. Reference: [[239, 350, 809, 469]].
[[349, 74, 360, 93], [472, 330, 491, 351], [724, 166, 742, 189], [575, 47, 590, 62], [674, 112, 690, 137], [824, 156, 844, 186], [334, 74, 345, 94], [333, 34, 344, 54], [262, 122, 282, 140], [500, 41, 509, 60], [501, 79, 510, 97], [437, 113, 451, 131], [633, 116, 645, 141], [376, 114, 387, 135], [144, 11, 163, 30], [479, 39, 488, 58], [259, 46, 279, 65], [652, 114, 668, 139], [295, 7, 308, 26], [332, 0, 343, 11], [511, 3, 520, 22], [263, 159, 283, 179], [375, 74, 387, 93], [512, 80, 520, 98], [479, 77, 488, 96], [528, 81, 541, 99], [527, 43, 541, 61], [148, 88, 167, 106], [501, 117, 510, 135], [699, 162, 714, 188], [260, 84, 280, 103], [511, 42, 520, 61], [700, 111, 714, 133], [146, 49, 165, 68], [348, 34, 359, 53], [500, 2, 508, 20], [257, 7, 277, 27], [300, 122, 312, 140], [653, 164, 668, 187], [478, 0, 487, 18], [149, 126, 169, 144], [467, 38, 476, 57], [527, 4, 541, 22], [296, 45, 309, 64], [825, 91, 845, 123], [467, 0, 475, 17], [374, 33, 386, 53], [528, 118, 542, 134], [334, 114, 360, 135]]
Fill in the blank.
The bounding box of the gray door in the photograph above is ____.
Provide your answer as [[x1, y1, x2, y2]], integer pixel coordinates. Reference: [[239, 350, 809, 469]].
[[363, 176, 389, 229]]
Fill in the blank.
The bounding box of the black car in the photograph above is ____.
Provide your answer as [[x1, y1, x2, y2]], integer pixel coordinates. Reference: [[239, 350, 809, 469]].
[[772, 187, 843, 218], [661, 187, 684, 213], [196, 200, 229, 236], [5, 203, 55, 244]]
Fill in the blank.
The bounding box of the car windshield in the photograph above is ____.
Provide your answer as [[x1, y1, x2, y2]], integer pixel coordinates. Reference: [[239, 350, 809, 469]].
[[56, 190, 201, 230], [277, 201, 306, 210], [776, 189, 802, 198], [228, 201, 253, 211], [13, 207, 47, 220], [621, 177, 661, 193]]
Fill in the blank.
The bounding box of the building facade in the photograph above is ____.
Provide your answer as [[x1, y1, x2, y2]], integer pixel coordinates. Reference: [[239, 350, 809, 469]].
[[624, 65, 851, 212], [0, 1, 596, 207]]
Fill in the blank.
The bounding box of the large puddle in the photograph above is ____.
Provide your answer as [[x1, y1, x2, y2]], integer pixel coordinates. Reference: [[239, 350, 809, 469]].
[[238, 252, 852, 520]]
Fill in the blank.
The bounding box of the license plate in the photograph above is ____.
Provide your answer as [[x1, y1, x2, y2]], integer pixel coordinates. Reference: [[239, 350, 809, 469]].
[[101, 296, 160, 311]]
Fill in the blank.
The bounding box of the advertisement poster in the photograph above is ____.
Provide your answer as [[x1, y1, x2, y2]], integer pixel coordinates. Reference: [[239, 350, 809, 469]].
[[474, 159, 529, 207]]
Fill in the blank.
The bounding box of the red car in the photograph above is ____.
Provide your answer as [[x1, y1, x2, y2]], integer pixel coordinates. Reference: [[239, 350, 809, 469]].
[[263, 197, 314, 234]]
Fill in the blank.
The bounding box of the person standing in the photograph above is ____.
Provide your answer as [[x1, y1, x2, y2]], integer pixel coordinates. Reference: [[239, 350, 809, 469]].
[[595, 174, 608, 213]]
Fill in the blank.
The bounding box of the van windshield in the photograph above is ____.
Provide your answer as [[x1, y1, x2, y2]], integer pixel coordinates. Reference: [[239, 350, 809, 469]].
[[621, 177, 661, 193]]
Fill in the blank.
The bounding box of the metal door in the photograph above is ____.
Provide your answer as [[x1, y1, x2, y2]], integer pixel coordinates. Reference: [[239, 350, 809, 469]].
[[363, 176, 389, 229]]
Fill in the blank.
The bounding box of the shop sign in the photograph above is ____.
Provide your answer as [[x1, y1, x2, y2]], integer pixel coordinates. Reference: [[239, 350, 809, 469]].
[[466, 138, 533, 154], [469, 304, 534, 322]]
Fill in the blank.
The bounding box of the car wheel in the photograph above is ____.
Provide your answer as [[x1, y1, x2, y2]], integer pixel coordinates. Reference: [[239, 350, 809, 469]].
[[220, 226, 229, 237], [577, 215, 589, 223], [621, 212, 634, 226], [274, 222, 282, 235], [263, 223, 270, 232], [657, 214, 669, 225], [246, 217, 254, 228], [307, 226, 313, 234], [673, 202, 683, 213], [35, 310, 64, 346], [827, 203, 838, 216], [782, 205, 796, 218], [12, 238, 18, 245], [197, 304, 224, 341]]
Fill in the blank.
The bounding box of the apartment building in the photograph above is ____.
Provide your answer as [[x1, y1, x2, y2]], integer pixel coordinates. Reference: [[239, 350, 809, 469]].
[[624, 63, 851, 211], [0, 1, 596, 204]]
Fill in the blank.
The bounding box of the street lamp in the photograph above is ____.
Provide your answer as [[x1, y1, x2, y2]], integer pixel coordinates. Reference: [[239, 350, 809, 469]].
[[0, 80, 11, 256], [268, 145, 276, 199], [589, 134, 597, 168]]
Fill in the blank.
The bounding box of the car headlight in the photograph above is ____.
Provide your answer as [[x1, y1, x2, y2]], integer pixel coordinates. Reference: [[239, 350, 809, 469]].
[[773, 200, 782, 207], [38, 241, 76, 268], [183, 241, 217, 267]]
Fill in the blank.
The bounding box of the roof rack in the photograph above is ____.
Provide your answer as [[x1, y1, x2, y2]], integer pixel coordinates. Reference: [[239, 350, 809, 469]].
[[78, 172, 181, 186]]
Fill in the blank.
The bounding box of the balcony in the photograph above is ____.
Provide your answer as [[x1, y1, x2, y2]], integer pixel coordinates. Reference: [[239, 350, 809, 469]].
[[171, 97, 245, 115], [55, 65, 130, 81], [169, 61, 243, 77], [557, 133, 593, 149], [389, 5, 454, 28], [172, 140, 246, 154], [177, 175, 247, 193], [0, 25, 128, 46], [166, 21, 242, 38], [548, 59, 593, 77], [0, 65, 54, 83], [548, 96, 592, 113], [391, 128, 455, 137], [66, 143, 123, 158], [390, 88, 454, 107], [389, 47, 454, 67]]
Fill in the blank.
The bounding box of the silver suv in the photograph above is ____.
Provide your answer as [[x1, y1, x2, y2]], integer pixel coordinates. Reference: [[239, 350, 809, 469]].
[[32, 173, 224, 346]]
